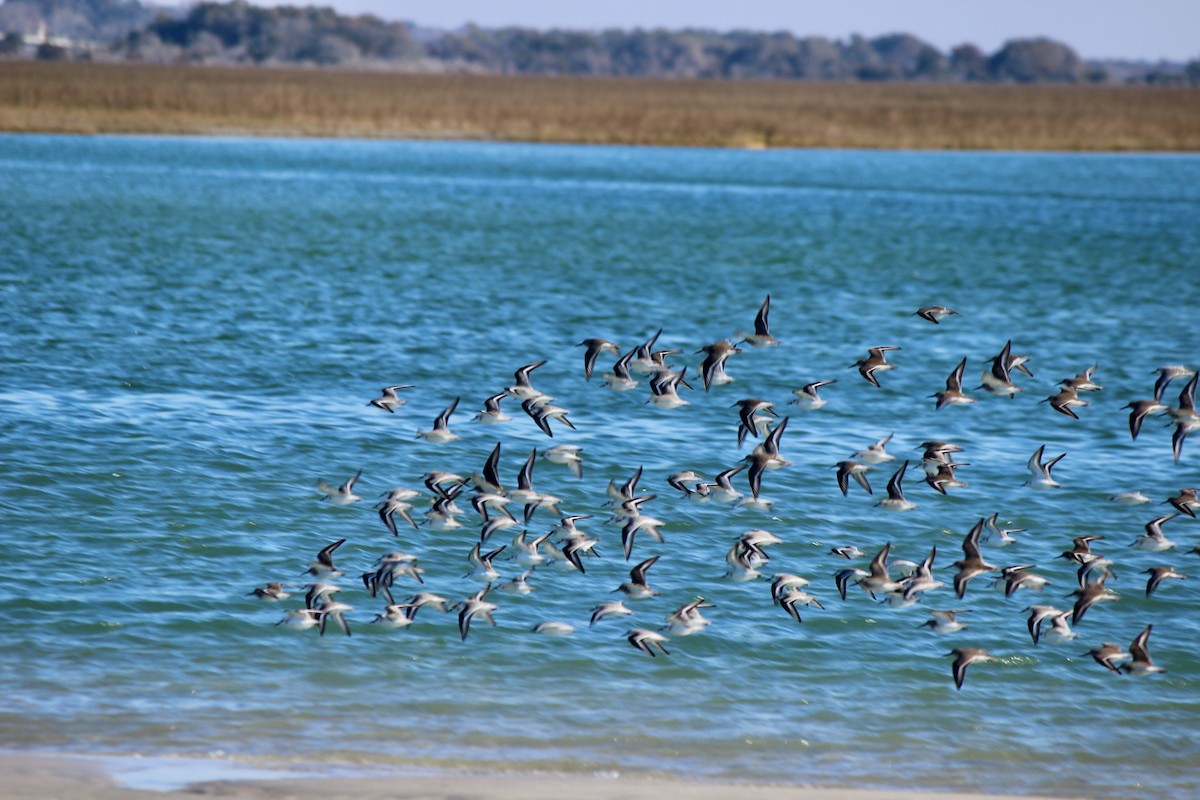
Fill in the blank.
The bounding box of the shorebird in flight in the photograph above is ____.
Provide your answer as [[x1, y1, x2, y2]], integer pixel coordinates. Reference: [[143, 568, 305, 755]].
[[317, 470, 362, 505], [914, 305, 960, 324], [368, 384, 414, 413], [853, 346, 900, 387]]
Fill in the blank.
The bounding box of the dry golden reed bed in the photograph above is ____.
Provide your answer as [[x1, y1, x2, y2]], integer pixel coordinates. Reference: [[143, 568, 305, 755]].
[[2, 62, 1199, 150]]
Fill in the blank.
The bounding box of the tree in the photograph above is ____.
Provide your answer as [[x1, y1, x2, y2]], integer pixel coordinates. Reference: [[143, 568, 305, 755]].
[[872, 33, 945, 80], [0, 32, 25, 55], [949, 44, 988, 81], [988, 38, 1083, 83]]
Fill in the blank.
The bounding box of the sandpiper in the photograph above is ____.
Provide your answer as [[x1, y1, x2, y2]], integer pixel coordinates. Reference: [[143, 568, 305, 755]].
[[495, 570, 536, 596], [470, 442, 505, 494], [1123, 625, 1166, 675], [877, 461, 917, 511], [697, 341, 742, 390], [1133, 513, 1178, 551], [1071, 578, 1119, 624], [706, 464, 747, 503], [1153, 365, 1195, 402], [925, 460, 969, 495], [473, 392, 513, 425], [505, 360, 547, 399], [371, 604, 417, 628], [1025, 445, 1065, 490], [1041, 611, 1077, 643], [509, 448, 549, 520], [368, 384, 414, 413], [898, 546, 944, 599], [415, 397, 460, 443], [457, 584, 498, 641], [917, 609, 969, 634], [589, 600, 633, 626], [952, 519, 997, 598], [647, 365, 691, 409], [915, 305, 960, 324], [948, 647, 996, 690], [857, 542, 901, 599], [667, 470, 704, 495], [602, 348, 640, 392], [511, 529, 555, 568], [1163, 487, 1198, 518], [733, 398, 777, 445], [521, 395, 576, 436], [304, 538, 346, 578], [853, 433, 896, 464], [315, 599, 353, 637], [983, 512, 1025, 545], [317, 470, 362, 505], [778, 588, 824, 624], [834, 567, 870, 600], [615, 555, 661, 598], [276, 608, 323, 630], [541, 444, 584, 478], [396, 592, 449, 621], [791, 379, 836, 409], [1060, 365, 1103, 392], [745, 417, 791, 498], [626, 627, 670, 657], [303, 582, 341, 610], [738, 294, 780, 347], [463, 543, 507, 583], [1124, 399, 1168, 439], [917, 440, 964, 475], [932, 357, 974, 409], [628, 329, 664, 375], [997, 564, 1051, 598], [853, 346, 900, 388], [422, 470, 466, 497], [663, 597, 716, 634], [834, 461, 872, 496], [770, 573, 811, 602], [1024, 605, 1064, 645], [1169, 373, 1200, 462], [1144, 565, 1186, 597], [606, 465, 644, 504], [577, 338, 620, 381], [619, 503, 666, 561], [979, 339, 1023, 397], [1044, 385, 1089, 419], [248, 582, 291, 601], [1086, 641, 1130, 674], [377, 488, 419, 535]]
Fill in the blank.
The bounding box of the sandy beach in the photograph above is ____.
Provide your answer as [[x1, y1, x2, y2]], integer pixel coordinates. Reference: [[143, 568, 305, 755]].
[[0, 751, 1080, 800]]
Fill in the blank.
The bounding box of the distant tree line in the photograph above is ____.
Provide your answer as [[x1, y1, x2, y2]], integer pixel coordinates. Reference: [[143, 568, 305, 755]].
[[2, 0, 1198, 86]]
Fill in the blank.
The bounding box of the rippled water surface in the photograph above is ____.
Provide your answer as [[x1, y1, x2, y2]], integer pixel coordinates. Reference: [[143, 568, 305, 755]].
[[2, 135, 1199, 799]]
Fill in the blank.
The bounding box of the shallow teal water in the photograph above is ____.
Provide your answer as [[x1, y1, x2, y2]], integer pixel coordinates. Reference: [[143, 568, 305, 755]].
[[2, 135, 1199, 799]]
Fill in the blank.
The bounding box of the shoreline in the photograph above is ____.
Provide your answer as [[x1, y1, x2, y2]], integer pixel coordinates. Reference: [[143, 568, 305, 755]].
[[2, 62, 1198, 151], [0, 750, 1081, 800]]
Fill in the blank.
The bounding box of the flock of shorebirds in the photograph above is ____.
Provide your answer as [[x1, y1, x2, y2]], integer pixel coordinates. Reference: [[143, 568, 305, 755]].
[[250, 296, 1197, 689]]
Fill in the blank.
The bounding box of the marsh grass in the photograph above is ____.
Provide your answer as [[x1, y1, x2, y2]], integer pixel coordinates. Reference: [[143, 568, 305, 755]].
[[2, 62, 1198, 150]]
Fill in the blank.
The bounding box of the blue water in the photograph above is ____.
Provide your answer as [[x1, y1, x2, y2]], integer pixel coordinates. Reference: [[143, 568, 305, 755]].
[[2, 134, 1199, 799]]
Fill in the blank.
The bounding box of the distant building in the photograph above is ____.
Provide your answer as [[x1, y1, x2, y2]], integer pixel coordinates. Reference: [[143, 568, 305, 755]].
[[24, 21, 74, 49]]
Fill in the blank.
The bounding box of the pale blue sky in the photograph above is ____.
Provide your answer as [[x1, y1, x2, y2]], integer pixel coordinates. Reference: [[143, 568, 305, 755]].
[[284, 0, 1197, 61]]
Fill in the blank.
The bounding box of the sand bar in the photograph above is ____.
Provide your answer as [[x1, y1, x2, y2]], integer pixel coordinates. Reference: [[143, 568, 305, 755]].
[[0, 751, 1080, 800]]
